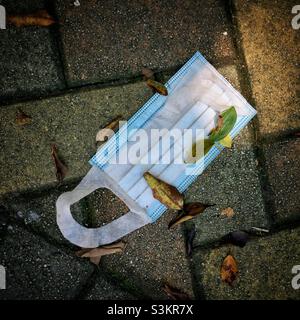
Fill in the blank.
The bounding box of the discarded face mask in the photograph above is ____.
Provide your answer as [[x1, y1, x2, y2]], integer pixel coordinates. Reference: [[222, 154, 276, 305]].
[[56, 52, 256, 248]]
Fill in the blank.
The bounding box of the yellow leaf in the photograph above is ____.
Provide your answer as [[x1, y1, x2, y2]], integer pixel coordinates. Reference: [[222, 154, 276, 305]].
[[144, 172, 183, 210], [219, 135, 233, 148], [146, 79, 168, 96]]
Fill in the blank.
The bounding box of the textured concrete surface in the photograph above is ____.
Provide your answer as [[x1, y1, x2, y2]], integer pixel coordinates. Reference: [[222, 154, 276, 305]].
[[0, 0, 65, 101], [88, 202, 194, 299], [234, 0, 300, 136], [3, 185, 88, 247], [55, 0, 236, 86], [263, 139, 300, 224], [191, 227, 300, 300], [0, 82, 151, 196], [185, 147, 268, 246], [0, 224, 93, 300], [84, 273, 136, 300]]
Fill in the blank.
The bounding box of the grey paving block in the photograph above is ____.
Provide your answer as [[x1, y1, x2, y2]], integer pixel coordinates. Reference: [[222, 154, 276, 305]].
[[84, 273, 136, 300], [263, 139, 300, 224], [55, 0, 236, 86], [4, 185, 90, 247], [0, 224, 93, 300], [0, 82, 152, 196], [191, 227, 300, 300], [86, 196, 194, 299], [0, 0, 65, 100], [185, 147, 269, 246], [234, 0, 300, 136]]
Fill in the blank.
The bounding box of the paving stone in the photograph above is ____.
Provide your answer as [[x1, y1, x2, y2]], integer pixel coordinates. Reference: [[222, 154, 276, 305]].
[[185, 147, 269, 246], [234, 0, 300, 136], [84, 273, 136, 300], [191, 227, 300, 300], [55, 0, 236, 86], [0, 0, 65, 101], [86, 195, 194, 299], [263, 139, 300, 224], [0, 82, 152, 196], [0, 224, 93, 300], [3, 185, 90, 247]]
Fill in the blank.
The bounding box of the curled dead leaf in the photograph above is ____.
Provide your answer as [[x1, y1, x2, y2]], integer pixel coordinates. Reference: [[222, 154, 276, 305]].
[[162, 283, 190, 300], [8, 10, 56, 27], [51, 144, 68, 183], [220, 254, 238, 285], [146, 79, 168, 96], [222, 230, 249, 248], [221, 207, 235, 218], [168, 202, 213, 229], [144, 172, 183, 210], [15, 109, 32, 126], [76, 241, 126, 266], [96, 116, 123, 148]]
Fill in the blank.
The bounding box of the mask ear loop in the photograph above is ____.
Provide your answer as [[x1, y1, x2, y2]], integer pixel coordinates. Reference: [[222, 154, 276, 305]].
[[56, 166, 151, 248]]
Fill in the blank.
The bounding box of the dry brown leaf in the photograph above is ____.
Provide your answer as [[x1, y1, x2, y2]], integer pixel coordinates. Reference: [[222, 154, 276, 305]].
[[51, 144, 68, 183], [162, 283, 190, 300], [142, 67, 154, 80], [15, 109, 32, 126], [168, 202, 213, 229], [8, 10, 56, 27], [144, 172, 183, 210], [76, 241, 126, 266], [146, 79, 168, 96], [221, 207, 235, 218], [220, 254, 238, 285], [96, 116, 123, 148]]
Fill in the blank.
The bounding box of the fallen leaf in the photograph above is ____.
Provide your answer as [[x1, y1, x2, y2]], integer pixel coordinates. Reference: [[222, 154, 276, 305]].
[[223, 230, 249, 247], [144, 172, 183, 210], [221, 207, 235, 218], [142, 67, 154, 80], [162, 283, 190, 300], [96, 116, 123, 148], [8, 10, 56, 27], [185, 139, 214, 163], [221, 254, 238, 285], [15, 109, 32, 126], [218, 134, 233, 148], [186, 225, 196, 257], [76, 241, 126, 266], [51, 144, 68, 183], [209, 106, 237, 142], [146, 79, 168, 96], [168, 202, 213, 229]]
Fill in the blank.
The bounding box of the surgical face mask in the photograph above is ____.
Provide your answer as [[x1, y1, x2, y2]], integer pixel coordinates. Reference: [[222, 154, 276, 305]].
[[56, 52, 256, 248]]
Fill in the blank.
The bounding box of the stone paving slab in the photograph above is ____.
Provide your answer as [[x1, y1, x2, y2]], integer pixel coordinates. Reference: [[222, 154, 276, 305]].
[[0, 82, 152, 196], [55, 0, 236, 86], [86, 200, 194, 299], [263, 138, 300, 224], [0, 0, 65, 101], [4, 185, 89, 247], [191, 227, 300, 300], [234, 0, 300, 136], [0, 224, 93, 300], [84, 273, 136, 300], [185, 147, 269, 246]]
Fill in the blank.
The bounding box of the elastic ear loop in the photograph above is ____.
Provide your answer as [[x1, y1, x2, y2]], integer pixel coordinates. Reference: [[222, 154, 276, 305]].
[[56, 166, 151, 248]]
